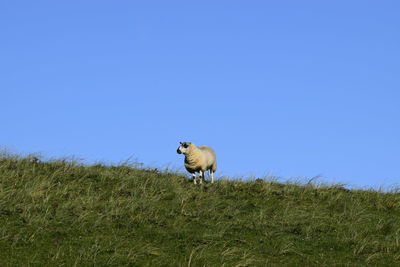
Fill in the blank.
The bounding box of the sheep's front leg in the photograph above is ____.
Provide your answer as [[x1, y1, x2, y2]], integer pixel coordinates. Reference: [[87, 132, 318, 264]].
[[210, 171, 214, 183], [192, 173, 197, 184], [199, 170, 203, 184]]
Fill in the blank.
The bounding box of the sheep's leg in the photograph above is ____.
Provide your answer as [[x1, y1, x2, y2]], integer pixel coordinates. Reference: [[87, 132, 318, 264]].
[[192, 173, 197, 184], [210, 170, 214, 183], [199, 170, 203, 184]]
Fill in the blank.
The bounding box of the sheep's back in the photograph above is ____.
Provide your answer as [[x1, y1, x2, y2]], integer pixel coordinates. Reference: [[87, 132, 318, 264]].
[[198, 146, 216, 169]]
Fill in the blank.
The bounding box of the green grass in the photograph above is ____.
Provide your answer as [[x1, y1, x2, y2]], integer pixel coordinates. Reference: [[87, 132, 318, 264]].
[[1, 155, 400, 266]]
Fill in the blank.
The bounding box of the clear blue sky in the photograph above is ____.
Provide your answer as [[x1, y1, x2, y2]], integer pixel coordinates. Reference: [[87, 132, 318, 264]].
[[1, 1, 399, 188]]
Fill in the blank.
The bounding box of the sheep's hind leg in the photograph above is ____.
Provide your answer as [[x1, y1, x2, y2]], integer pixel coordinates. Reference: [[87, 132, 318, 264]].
[[210, 170, 214, 183]]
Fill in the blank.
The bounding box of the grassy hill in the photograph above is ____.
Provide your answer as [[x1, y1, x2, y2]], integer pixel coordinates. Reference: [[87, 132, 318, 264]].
[[1, 155, 400, 266]]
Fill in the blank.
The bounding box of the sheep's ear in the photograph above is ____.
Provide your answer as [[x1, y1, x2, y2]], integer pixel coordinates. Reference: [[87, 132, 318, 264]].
[[180, 142, 183, 145]]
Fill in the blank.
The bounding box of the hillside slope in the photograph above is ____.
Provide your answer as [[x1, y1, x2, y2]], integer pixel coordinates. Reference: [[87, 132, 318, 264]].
[[0, 156, 400, 266]]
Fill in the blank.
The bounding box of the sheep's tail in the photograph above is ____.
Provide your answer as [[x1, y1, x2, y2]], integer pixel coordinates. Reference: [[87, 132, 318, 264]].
[[211, 162, 217, 172]]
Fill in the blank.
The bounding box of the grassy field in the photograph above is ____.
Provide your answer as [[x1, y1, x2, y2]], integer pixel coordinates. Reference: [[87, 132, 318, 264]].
[[1, 155, 400, 266]]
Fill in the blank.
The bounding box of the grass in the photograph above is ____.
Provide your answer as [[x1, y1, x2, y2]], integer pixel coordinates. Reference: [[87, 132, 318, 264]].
[[1, 154, 400, 266]]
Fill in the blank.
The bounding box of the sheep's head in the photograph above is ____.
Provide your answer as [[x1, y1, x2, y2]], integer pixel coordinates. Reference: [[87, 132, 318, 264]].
[[177, 142, 192, 154]]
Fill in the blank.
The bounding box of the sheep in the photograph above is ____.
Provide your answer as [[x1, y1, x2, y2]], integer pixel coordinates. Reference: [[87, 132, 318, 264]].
[[176, 142, 217, 184]]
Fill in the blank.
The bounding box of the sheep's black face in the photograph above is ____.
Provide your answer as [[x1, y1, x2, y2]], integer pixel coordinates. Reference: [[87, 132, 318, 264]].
[[177, 142, 191, 154]]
